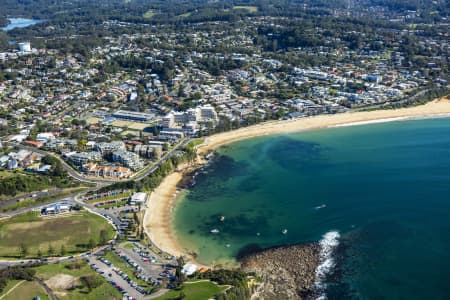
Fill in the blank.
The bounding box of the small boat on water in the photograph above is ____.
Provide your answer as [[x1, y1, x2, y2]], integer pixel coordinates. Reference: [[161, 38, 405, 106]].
[[210, 229, 220, 234], [256, 232, 260, 236], [219, 216, 225, 222], [281, 229, 288, 235]]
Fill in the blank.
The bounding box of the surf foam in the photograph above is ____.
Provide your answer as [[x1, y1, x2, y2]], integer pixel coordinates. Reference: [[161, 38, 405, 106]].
[[314, 230, 340, 300]]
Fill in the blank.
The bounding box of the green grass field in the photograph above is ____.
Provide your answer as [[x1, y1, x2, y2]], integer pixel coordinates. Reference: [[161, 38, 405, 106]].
[[0, 210, 115, 258], [233, 5, 258, 13], [143, 10, 155, 19], [0, 170, 16, 179], [155, 281, 227, 300], [33, 260, 122, 300], [0, 280, 50, 300]]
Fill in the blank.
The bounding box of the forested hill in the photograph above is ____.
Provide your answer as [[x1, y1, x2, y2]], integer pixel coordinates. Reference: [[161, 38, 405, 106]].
[[0, 0, 448, 26]]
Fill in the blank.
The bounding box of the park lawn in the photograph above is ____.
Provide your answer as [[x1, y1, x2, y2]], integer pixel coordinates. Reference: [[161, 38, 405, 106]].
[[187, 137, 205, 148], [143, 10, 155, 19], [0, 280, 23, 298], [155, 281, 228, 300], [178, 12, 192, 17], [123, 242, 134, 249], [0, 170, 16, 179], [34, 260, 122, 300], [34, 260, 92, 279], [111, 120, 149, 130], [85, 117, 101, 125], [233, 5, 258, 13], [1, 280, 50, 300], [0, 210, 115, 258]]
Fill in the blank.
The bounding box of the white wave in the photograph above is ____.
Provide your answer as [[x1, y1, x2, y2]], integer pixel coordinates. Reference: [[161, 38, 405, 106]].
[[313, 230, 340, 300], [314, 204, 327, 210]]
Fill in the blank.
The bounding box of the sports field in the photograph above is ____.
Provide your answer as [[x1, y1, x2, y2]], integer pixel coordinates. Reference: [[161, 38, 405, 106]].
[[0, 210, 115, 258]]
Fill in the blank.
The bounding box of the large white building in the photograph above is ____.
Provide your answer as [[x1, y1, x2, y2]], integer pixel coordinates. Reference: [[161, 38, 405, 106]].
[[200, 104, 218, 121], [18, 42, 31, 52], [161, 105, 218, 132], [112, 110, 156, 123], [161, 113, 175, 128], [129, 192, 147, 206], [94, 141, 126, 154], [112, 150, 143, 170]]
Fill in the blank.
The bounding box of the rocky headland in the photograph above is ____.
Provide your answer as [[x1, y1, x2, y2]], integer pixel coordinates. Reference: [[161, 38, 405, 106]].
[[240, 243, 320, 300]]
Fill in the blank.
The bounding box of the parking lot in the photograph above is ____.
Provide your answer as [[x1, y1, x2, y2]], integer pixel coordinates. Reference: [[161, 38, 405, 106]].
[[116, 242, 176, 286], [87, 255, 142, 300]]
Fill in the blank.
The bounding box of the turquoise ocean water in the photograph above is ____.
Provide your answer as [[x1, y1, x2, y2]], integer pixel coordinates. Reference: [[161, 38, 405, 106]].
[[173, 117, 450, 299]]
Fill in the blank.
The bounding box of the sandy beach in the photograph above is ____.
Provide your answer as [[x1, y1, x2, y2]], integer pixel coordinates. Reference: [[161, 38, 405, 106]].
[[198, 97, 450, 153], [143, 96, 450, 265], [143, 170, 186, 258]]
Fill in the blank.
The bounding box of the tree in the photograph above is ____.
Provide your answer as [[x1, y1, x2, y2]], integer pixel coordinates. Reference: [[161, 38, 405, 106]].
[[47, 244, 55, 256], [80, 275, 102, 292], [133, 212, 139, 225], [87, 239, 96, 249], [77, 138, 87, 152], [178, 291, 186, 300], [36, 249, 43, 258], [60, 245, 66, 256], [174, 256, 186, 287], [99, 229, 108, 245], [19, 243, 28, 258]]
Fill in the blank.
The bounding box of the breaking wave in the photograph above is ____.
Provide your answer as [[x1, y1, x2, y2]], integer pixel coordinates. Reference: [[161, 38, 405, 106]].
[[314, 230, 340, 300]]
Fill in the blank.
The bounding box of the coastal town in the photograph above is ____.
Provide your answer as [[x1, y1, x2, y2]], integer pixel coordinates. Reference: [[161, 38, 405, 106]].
[[0, 0, 449, 299]]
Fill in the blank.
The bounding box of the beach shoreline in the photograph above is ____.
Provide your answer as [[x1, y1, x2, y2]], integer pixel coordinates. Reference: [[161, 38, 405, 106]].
[[143, 96, 450, 267]]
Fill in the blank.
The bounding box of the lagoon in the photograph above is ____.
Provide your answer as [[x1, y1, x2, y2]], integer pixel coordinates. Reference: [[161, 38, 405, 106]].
[[1, 18, 43, 31]]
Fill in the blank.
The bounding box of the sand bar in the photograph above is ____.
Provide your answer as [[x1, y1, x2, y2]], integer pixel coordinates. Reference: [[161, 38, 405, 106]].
[[144, 96, 450, 265]]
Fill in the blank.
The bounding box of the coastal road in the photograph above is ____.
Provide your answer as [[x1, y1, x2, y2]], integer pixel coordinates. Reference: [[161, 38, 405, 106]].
[[132, 138, 191, 181]]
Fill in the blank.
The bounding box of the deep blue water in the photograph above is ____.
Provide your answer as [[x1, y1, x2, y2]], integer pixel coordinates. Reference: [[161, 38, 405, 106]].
[[1, 18, 43, 31], [174, 117, 450, 299]]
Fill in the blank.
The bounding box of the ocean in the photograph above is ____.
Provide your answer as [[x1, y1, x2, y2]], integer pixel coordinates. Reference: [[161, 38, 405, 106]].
[[173, 117, 450, 299]]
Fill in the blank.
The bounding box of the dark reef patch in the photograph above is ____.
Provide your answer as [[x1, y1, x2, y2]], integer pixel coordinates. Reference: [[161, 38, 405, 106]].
[[267, 137, 331, 171]]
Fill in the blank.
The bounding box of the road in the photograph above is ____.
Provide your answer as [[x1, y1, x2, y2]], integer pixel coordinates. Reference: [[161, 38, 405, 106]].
[[0, 138, 193, 297], [11, 143, 112, 185], [11, 138, 190, 184], [131, 138, 191, 181], [0, 189, 63, 210], [354, 89, 432, 111], [0, 187, 98, 219]]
